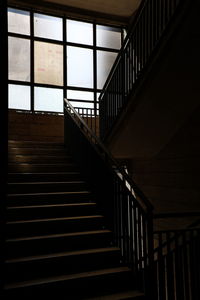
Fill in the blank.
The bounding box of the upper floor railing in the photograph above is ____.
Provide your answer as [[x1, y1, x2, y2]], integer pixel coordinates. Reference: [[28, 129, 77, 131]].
[[99, 0, 187, 139]]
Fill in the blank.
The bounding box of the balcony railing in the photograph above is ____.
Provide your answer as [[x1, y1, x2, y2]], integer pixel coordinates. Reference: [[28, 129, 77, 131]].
[[99, 0, 188, 139], [153, 228, 200, 300]]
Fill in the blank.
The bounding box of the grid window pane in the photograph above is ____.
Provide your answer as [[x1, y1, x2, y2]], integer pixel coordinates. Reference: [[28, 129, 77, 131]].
[[67, 46, 93, 88], [70, 101, 94, 109], [34, 87, 63, 112], [34, 42, 63, 86], [34, 13, 63, 41], [8, 8, 30, 35], [97, 25, 121, 49], [67, 20, 93, 45], [97, 51, 117, 89], [9, 37, 30, 82], [9, 84, 30, 110], [67, 90, 94, 101]]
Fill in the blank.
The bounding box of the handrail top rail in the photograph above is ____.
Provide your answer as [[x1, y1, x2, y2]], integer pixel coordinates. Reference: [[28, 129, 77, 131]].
[[64, 98, 153, 212]]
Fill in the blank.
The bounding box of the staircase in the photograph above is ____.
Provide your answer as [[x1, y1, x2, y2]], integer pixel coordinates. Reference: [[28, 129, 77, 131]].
[[4, 140, 144, 299]]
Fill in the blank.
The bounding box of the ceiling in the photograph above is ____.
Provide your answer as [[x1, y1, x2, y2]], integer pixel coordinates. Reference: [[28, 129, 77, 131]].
[[43, 0, 142, 17]]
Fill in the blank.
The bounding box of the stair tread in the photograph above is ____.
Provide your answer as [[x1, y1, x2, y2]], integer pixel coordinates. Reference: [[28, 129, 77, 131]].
[[85, 290, 144, 300], [5, 267, 131, 290], [8, 172, 80, 175], [8, 181, 86, 185], [7, 202, 96, 210], [6, 229, 112, 243], [6, 247, 120, 263], [8, 191, 91, 197], [7, 215, 104, 225]]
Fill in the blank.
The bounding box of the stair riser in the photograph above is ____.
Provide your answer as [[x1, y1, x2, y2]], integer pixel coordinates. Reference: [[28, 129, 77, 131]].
[[7, 205, 97, 221], [8, 182, 88, 194], [8, 164, 79, 173], [7, 218, 105, 238], [7, 192, 92, 206], [6, 232, 112, 258], [4, 270, 133, 298], [6, 251, 120, 283]]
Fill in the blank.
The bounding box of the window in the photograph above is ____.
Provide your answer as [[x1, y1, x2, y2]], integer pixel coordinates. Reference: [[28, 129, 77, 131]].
[[97, 51, 118, 89], [8, 8, 30, 35], [67, 46, 93, 88], [97, 25, 121, 49], [67, 20, 93, 45], [34, 13, 63, 41], [34, 42, 63, 86], [9, 84, 31, 110], [8, 7, 123, 113], [67, 90, 94, 101], [34, 87, 63, 113], [9, 37, 30, 82]]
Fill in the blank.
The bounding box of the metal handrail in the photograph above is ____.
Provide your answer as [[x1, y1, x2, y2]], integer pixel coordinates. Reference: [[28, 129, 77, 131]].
[[64, 98, 153, 212], [99, 0, 190, 139]]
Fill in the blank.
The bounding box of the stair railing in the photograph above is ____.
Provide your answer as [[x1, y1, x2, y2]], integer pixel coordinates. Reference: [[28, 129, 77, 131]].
[[153, 228, 200, 300], [99, 0, 190, 139], [64, 98, 154, 297]]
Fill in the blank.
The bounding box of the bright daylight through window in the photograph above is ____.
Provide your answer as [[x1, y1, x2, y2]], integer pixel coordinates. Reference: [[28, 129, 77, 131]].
[[8, 7, 123, 114]]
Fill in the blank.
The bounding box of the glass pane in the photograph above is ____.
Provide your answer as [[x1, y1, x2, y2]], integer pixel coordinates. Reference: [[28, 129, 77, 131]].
[[34, 87, 63, 113], [67, 46, 93, 88], [96, 93, 101, 101], [9, 84, 30, 110], [97, 51, 117, 89], [70, 101, 94, 109], [34, 41, 63, 86], [34, 13, 63, 41], [8, 8, 30, 35], [9, 37, 30, 82], [67, 20, 93, 45], [67, 90, 94, 101], [97, 25, 121, 49]]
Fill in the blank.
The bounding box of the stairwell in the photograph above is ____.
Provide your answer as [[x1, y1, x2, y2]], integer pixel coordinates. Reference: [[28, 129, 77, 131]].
[[4, 140, 145, 299]]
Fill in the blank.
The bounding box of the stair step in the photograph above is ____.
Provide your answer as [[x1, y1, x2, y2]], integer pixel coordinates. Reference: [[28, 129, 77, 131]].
[[8, 140, 65, 148], [7, 202, 97, 220], [6, 215, 105, 238], [8, 154, 73, 163], [8, 172, 82, 182], [8, 163, 79, 172], [85, 291, 145, 300], [6, 247, 121, 283], [4, 267, 133, 297], [6, 230, 113, 258], [8, 181, 88, 193], [9, 147, 68, 155], [7, 191, 92, 206]]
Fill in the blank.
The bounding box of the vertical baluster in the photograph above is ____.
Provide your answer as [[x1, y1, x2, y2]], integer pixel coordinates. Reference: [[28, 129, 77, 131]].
[[129, 38, 133, 90], [142, 214, 147, 293], [182, 231, 190, 300], [174, 231, 184, 300], [129, 197, 134, 270], [166, 232, 175, 300], [134, 204, 139, 283], [158, 232, 166, 300]]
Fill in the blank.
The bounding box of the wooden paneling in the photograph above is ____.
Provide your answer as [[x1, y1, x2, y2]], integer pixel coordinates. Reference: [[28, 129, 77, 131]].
[[8, 111, 64, 142]]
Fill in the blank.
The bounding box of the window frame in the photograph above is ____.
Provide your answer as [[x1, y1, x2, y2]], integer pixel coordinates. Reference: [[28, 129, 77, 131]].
[[8, 6, 125, 115]]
